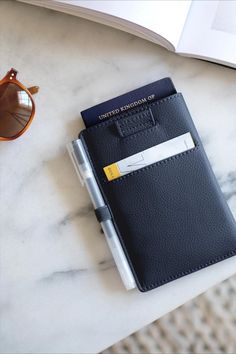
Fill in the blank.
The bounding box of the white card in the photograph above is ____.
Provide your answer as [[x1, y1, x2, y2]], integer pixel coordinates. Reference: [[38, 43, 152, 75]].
[[103, 132, 195, 181]]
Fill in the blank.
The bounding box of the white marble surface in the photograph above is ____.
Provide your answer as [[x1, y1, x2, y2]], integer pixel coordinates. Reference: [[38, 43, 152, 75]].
[[0, 1, 236, 353]]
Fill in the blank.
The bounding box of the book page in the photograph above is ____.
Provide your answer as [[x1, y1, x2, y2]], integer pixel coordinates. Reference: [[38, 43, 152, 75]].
[[30, 0, 191, 50], [212, 1, 236, 35], [177, 1, 236, 67]]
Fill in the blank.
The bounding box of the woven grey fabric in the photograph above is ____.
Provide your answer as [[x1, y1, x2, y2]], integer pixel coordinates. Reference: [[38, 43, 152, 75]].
[[102, 275, 236, 354]]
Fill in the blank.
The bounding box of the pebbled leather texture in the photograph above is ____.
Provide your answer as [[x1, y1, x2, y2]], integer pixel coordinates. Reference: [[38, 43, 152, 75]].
[[80, 93, 236, 292]]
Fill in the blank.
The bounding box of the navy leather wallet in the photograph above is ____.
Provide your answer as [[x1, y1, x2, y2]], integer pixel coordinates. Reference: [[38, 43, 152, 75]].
[[79, 87, 236, 292]]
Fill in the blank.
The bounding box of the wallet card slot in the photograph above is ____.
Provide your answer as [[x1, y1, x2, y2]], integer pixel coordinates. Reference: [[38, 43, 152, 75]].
[[102, 144, 198, 184], [101, 146, 236, 291]]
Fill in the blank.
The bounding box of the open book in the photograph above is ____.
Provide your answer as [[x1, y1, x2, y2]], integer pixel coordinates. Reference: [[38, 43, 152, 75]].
[[20, 0, 236, 68]]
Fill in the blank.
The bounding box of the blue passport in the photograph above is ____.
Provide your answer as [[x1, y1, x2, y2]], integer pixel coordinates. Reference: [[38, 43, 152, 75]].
[[81, 77, 176, 128]]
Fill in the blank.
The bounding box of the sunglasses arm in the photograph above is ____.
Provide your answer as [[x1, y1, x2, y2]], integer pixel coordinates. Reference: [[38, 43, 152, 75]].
[[27, 86, 39, 95]]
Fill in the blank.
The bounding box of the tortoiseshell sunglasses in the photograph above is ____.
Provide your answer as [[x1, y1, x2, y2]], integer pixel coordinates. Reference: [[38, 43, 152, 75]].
[[0, 68, 39, 141]]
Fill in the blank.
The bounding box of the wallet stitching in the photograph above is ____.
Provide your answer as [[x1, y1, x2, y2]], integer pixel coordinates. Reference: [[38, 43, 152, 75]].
[[117, 123, 167, 142], [99, 119, 164, 143], [140, 250, 236, 291], [119, 121, 152, 134], [119, 120, 152, 131], [103, 145, 199, 184], [118, 111, 153, 126], [80, 93, 181, 133]]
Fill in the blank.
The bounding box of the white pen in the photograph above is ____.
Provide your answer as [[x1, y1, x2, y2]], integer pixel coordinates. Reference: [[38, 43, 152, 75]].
[[67, 139, 136, 290]]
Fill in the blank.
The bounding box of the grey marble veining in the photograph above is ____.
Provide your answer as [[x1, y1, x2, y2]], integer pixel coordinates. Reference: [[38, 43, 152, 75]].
[[0, 1, 236, 353]]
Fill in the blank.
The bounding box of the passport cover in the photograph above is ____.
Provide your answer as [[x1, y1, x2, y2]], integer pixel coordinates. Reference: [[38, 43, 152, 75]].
[[79, 91, 236, 292], [81, 77, 176, 127]]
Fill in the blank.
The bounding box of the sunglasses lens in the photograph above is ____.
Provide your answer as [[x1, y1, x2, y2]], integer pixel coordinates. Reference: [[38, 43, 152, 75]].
[[0, 83, 33, 138]]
